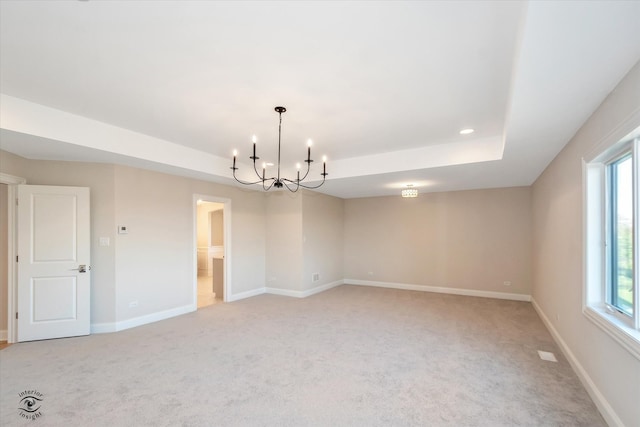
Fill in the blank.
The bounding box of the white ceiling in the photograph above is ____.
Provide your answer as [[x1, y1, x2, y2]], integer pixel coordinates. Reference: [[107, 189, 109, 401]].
[[1, 1, 639, 199]]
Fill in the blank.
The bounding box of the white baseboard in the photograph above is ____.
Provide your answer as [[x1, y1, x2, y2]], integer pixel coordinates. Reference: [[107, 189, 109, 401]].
[[0, 329, 7, 341], [531, 298, 623, 427], [301, 279, 344, 297], [91, 304, 194, 334], [345, 279, 532, 302], [90, 322, 117, 334], [227, 287, 266, 302], [264, 287, 300, 298], [266, 279, 344, 299]]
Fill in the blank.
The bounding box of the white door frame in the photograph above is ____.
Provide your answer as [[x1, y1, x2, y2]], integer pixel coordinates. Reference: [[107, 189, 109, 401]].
[[1, 173, 27, 343], [193, 194, 232, 304]]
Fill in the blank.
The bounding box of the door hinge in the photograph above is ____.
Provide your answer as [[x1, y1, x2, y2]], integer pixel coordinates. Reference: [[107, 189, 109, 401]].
[[16, 255, 18, 262], [15, 312, 18, 319], [16, 198, 18, 206]]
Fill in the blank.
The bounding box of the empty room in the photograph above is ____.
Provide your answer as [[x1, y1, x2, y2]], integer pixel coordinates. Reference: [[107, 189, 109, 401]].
[[1, 1, 639, 426]]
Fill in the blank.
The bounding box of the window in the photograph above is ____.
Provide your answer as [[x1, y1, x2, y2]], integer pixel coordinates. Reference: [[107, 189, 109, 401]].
[[607, 152, 634, 319], [584, 126, 640, 360]]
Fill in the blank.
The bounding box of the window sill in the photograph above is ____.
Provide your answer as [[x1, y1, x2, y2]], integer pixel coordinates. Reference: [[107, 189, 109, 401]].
[[584, 306, 640, 360]]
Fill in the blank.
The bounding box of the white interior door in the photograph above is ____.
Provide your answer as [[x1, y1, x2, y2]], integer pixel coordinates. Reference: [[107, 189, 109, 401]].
[[17, 185, 90, 342]]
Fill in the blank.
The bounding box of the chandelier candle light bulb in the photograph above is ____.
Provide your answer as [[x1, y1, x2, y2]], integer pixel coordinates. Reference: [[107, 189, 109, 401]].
[[230, 106, 328, 192], [252, 135, 258, 159]]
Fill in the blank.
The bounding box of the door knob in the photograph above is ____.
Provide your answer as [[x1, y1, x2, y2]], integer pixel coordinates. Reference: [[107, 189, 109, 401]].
[[71, 264, 90, 273]]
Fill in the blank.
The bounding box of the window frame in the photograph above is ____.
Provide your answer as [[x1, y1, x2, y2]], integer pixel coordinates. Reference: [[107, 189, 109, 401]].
[[604, 146, 635, 325], [584, 129, 640, 361]]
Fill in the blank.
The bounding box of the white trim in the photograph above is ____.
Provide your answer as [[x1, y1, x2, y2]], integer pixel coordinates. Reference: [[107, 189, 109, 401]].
[[583, 125, 640, 360], [227, 287, 266, 302], [583, 306, 640, 360], [0, 329, 7, 341], [266, 280, 344, 299], [90, 322, 117, 334], [91, 304, 194, 334], [583, 107, 640, 163], [532, 299, 624, 427], [264, 287, 302, 298], [345, 279, 532, 302], [0, 173, 27, 185], [300, 279, 343, 297], [1, 173, 26, 344]]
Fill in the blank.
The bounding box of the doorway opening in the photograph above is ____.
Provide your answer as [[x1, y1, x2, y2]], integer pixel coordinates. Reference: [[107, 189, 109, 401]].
[[194, 195, 231, 308]]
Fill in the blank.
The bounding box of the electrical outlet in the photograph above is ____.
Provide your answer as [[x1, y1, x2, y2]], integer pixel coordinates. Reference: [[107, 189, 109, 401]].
[[503, 281, 511, 286], [368, 271, 374, 276], [312, 273, 320, 282], [129, 300, 138, 308]]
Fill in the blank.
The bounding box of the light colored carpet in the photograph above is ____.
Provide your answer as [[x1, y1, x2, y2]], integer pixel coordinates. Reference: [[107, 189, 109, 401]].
[[1, 285, 605, 426]]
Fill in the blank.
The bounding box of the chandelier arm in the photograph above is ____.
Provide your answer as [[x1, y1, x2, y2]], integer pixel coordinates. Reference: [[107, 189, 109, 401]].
[[232, 168, 267, 186], [252, 159, 264, 181], [263, 177, 277, 191], [281, 179, 301, 193], [298, 159, 313, 181], [297, 174, 327, 189]]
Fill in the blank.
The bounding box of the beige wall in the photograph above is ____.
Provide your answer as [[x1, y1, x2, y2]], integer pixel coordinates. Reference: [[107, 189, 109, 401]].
[[302, 190, 344, 291], [265, 190, 345, 293], [531, 61, 640, 426], [196, 203, 222, 248], [265, 191, 303, 291], [344, 187, 532, 295], [210, 210, 223, 246], [196, 205, 209, 248], [114, 166, 194, 318], [0, 150, 30, 177]]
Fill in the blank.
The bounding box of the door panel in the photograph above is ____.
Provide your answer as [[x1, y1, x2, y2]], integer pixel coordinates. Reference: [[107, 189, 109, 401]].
[[17, 185, 90, 342], [33, 194, 78, 261], [32, 277, 77, 321]]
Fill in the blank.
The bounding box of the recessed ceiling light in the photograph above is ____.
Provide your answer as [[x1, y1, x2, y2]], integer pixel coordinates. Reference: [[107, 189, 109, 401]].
[[460, 128, 474, 135]]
